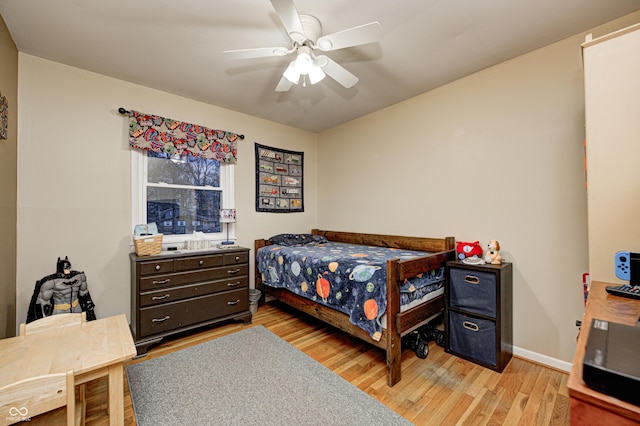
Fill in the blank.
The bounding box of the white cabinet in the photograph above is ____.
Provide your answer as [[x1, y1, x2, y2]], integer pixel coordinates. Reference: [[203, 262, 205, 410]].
[[583, 23, 640, 283]]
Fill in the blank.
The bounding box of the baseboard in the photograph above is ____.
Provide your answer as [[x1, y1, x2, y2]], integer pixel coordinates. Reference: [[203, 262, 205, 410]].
[[513, 345, 572, 373]]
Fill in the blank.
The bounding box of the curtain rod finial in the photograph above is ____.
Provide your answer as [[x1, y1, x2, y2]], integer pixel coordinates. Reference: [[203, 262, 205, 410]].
[[118, 107, 129, 114]]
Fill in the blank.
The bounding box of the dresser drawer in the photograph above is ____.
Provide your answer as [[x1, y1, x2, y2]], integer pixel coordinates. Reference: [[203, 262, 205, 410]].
[[175, 255, 224, 272], [448, 310, 497, 367], [139, 259, 174, 276], [139, 277, 249, 307], [140, 264, 249, 291], [224, 251, 248, 265], [449, 267, 496, 317], [138, 289, 248, 337]]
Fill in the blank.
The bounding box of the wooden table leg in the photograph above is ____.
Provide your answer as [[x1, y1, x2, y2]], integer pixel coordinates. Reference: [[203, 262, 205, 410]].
[[107, 363, 124, 426], [79, 383, 86, 425]]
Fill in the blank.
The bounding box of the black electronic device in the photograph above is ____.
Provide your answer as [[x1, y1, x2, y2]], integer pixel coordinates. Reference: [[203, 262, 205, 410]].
[[583, 318, 640, 406], [614, 251, 640, 285], [605, 284, 640, 300]]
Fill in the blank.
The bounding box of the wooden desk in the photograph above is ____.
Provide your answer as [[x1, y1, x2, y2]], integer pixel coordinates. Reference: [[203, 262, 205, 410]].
[[0, 314, 136, 425], [568, 281, 640, 425]]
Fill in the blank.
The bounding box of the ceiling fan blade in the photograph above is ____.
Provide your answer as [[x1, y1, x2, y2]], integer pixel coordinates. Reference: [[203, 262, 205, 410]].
[[224, 46, 289, 60], [316, 22, 382, 51], [316, 55, 359, 89], [275, 76, 294, 92], [270, 0, 306, 43]]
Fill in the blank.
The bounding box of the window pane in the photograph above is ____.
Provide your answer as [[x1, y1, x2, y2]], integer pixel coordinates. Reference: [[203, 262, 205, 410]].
[[148, 151, 220, 187], [147, 187, 221, 235]]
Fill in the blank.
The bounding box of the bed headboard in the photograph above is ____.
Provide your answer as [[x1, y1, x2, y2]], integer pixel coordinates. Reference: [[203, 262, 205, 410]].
[[311, 229, 455, 253]]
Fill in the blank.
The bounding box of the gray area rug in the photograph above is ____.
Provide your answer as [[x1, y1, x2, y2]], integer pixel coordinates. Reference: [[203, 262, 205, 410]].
[[126, 325, 412, 426]]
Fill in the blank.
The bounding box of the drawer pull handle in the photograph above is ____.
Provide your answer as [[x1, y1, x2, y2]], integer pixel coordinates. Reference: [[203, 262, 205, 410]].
[[464, 275, 480, 285], [463, 321, 479, 331], [151, 294, 171, 300], [198, 260, 204, 266], [152, 278, 171, 285], [155, 265, 161, 271], [227, 268, 241, 275], [235, 256, 240, 262], [227, 299, 240, 305], [152, 316, 170, 323], [227, 282, 241, 287]]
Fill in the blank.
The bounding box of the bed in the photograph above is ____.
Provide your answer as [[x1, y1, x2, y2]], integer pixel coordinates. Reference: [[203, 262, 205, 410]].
[[254, 229, 455, 386]]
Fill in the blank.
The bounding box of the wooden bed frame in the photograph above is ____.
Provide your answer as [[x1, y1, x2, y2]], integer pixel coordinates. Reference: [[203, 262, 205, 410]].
[[254, 229, 455, 386]]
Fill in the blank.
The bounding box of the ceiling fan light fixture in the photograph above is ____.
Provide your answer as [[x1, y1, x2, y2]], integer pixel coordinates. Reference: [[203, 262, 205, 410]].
[[227, 2, 382, 92], [308, 64, 325, 84], [283, 61, 300, 84], [294, 51, 314, 75]]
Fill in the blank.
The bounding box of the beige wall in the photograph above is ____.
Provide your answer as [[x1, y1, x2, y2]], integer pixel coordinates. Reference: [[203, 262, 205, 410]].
[[0, 14, 17, 338], [317, 12, 640, 366], [16, 54, 317, 326]]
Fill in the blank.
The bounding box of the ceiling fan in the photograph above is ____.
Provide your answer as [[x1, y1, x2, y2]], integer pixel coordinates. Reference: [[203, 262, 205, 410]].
[[223, 0, 382, 92]]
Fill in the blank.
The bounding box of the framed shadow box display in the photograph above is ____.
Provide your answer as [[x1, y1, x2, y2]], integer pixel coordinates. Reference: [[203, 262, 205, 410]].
[[255, 143, 303, 213]]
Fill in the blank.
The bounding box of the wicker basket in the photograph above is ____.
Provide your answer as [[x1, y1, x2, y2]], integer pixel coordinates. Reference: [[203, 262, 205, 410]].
[[133, 234, 163, 256]]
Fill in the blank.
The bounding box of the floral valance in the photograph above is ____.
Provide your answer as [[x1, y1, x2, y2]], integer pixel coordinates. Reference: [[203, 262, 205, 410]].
[[127, 109, 242, 164]]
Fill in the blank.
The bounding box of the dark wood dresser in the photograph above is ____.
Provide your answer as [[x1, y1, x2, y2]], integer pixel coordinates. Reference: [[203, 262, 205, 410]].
[[130, 247, 252, 355]]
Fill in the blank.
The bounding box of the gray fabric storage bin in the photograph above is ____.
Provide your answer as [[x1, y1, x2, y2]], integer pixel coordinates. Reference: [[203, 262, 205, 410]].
[[449, 268, 497, 317], [448, 310, 497, 367]]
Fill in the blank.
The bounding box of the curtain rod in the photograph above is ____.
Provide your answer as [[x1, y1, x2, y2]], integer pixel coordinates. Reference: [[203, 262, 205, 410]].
[[118, 107, 245, 139]]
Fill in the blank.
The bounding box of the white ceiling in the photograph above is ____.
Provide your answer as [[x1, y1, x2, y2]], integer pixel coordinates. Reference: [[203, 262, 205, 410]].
[[1, 0, 639, 132]]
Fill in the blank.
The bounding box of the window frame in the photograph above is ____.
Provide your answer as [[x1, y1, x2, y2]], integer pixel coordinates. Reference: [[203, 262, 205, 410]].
[[131, 149, 235, 247]]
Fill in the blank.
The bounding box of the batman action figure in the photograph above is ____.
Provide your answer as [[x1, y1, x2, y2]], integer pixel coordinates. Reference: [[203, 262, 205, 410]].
[[26, 256, 97, 323]]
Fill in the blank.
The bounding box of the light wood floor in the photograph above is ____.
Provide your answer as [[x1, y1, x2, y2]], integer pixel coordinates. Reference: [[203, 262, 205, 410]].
[[76, 301, 570, 425]]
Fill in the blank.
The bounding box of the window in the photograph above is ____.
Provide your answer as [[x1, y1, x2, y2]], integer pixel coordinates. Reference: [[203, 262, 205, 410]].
[[132, 150, 234, 245]]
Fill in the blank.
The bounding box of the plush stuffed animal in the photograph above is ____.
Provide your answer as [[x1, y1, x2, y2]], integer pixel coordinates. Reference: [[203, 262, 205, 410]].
[[456, 241, 483, 260], [484, 240, 503, 264]]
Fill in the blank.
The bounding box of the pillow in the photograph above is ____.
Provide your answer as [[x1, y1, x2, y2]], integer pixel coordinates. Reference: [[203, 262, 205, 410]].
[[268, 233, 328, 247]]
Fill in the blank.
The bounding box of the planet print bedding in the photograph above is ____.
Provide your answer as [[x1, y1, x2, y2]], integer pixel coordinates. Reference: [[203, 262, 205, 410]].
[[256, 241, 444, 341]]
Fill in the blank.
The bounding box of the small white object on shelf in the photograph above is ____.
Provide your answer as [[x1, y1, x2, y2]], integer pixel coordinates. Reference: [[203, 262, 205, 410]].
[[216, 244, 239, 249], [462, 257, 485, 265], [219, 209, 236, 245]]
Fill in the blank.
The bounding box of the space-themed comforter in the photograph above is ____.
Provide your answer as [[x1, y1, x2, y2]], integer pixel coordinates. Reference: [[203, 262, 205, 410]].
[[256, 242, 445, 341]]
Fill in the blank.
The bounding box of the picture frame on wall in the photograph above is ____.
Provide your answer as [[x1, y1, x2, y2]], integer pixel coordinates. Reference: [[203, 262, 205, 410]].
[[255, 143, 304, 213]]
